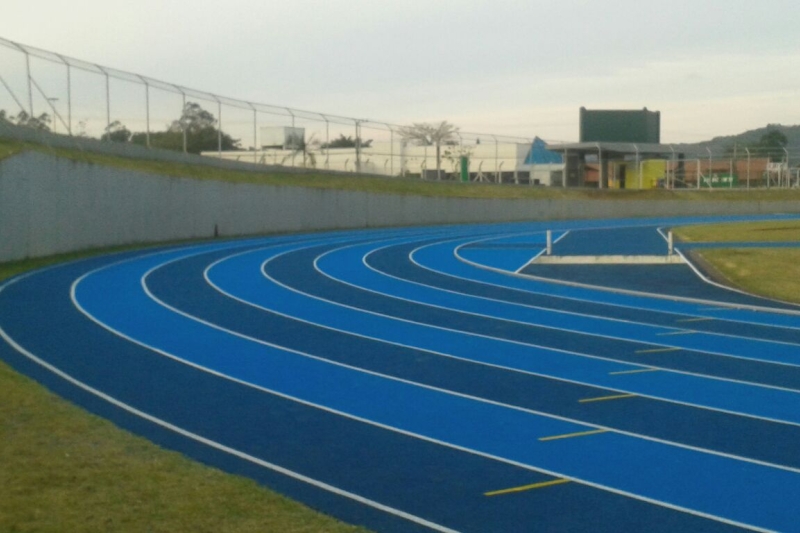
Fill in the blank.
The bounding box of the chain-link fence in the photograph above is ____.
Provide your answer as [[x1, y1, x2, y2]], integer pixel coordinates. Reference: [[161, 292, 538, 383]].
[[0, 36, 546, 183], [2, 36, 797, 189], [563, 146, 799, 190]]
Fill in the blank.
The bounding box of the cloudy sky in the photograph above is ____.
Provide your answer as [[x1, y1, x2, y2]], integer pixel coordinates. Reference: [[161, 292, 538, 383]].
[[3, 0, 800, 142]]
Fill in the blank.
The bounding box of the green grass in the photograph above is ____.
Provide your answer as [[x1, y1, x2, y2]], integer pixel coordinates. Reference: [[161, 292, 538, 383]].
[[673, 219, 800, 243], [692, 248, 800, 304], [3, 135, 800, 531], [673, 220, 800, 304], [0, 252, 371, 533], [0, 136, 29, 161], [5, 135, 800, 201]]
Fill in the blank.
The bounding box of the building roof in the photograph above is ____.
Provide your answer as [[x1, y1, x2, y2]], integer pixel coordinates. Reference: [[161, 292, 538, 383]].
[[525, 137, 563, 165], [545, 141, 679, 157]]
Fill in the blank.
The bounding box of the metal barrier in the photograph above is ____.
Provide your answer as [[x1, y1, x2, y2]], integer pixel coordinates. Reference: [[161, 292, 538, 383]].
[[0, 36, 537, 181]]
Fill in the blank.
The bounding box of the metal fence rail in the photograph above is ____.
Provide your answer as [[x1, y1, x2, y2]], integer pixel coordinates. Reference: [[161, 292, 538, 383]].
[[2, 36, 797, 189], [0, 36, 540, 181]]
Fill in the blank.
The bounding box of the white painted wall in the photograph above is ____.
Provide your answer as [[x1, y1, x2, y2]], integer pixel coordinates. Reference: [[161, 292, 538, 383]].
[[3, 150, 799, 263]]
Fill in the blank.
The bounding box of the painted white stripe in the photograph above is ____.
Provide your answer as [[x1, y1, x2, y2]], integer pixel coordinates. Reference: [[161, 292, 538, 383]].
[[202, 241, 800, 466], [0, 321, 459, 533], [66, 245, 775, 532], [315, 238, 800, 392]]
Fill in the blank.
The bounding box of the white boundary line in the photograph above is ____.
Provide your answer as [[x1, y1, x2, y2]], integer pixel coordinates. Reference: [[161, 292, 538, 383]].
[[305, 240, 800, 418], [196, 242, 800, 475], [315, 237, 800, 387], [451, 226, 800, 324], [0, 227, 783, 533]]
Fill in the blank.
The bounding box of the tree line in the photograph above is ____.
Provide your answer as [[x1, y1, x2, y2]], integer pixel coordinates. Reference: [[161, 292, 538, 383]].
[[2, 104, 464, 177], [1, 102, 239, 155], [727, 128, 790, 162]]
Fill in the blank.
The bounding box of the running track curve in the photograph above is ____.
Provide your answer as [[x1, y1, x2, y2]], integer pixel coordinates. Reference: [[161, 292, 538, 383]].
[[3, 214, 800, 532]]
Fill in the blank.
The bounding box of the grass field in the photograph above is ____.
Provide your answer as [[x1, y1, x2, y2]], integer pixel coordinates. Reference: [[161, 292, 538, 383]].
[[673, 220, 800, 304], [2, 134, 800, 532], [0, 252, 371, 533], [4, 135, 800, 202]]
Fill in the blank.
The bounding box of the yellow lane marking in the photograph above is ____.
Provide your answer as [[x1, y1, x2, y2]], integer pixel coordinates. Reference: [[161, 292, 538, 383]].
[[578, 393, 636, 404], [636, 347, 680, 354], [485, 478, 570, 497], [538, 429, 609, 442], [677, 317, 714, 323], [657, 330, 697, 336], [609, 368, 660, 376]]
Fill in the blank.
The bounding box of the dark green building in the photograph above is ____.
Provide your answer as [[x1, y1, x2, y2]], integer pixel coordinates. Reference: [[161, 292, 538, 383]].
[[579, 107, 661, 144]]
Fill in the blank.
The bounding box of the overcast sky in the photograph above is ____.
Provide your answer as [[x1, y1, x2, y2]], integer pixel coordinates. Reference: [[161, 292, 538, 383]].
[[3, 0, 800, 142]]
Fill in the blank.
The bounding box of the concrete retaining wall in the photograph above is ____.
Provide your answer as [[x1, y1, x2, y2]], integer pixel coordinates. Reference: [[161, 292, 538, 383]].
[[2, 150, 800, 263]]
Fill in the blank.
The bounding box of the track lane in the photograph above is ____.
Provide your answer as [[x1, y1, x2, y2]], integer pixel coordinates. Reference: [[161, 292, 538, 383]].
[[0, 214, 800, 531], [69, 241, 791, 531], [158, 240, 800, 473]]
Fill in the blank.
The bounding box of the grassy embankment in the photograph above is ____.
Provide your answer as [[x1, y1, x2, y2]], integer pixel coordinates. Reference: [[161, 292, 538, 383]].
[[2, 135, 800, 532], [673, 219, 800, 305], [0, 250, 371, 533], [4, 135, 800, 201]]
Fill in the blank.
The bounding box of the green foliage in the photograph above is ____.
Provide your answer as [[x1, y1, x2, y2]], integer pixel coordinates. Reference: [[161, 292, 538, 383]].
[[100, 120, 132, 143], [1, 110, 52, 131], [726, 127, 789, 161], [125, 102, 240, 154], [321, 134, 373, 149], [399, 121, 459, 179]]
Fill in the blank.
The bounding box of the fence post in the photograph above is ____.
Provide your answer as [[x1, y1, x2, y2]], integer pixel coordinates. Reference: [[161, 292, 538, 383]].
[[215, 96, 222, 158], [597, 143, 604, 189], [248, 102, 257, 163], [745, 147, 751, 189], [96, 65, 111, 140], [355, 119, 362, 174], [55, 53, 73, 135], [696, 158, 701, 188], [784, 147, 790, 188], [387, 123, 394, 177], [171, 85, 188, 153], [669, 145, 676, 189], [6, 41, 34, 117], [320, 113, 330, 170], [136, 75, 151, 148], [286, 108, 296, 167], [22, 47, 33, 116]]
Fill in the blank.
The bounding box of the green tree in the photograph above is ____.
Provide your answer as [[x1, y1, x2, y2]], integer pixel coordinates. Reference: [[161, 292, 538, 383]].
[[101, 120, 132, 143], [131, 102, 239, 154], [728, 128, 789, 162], [321, 134, 373, 149], [399, 121, 459, 180], [0, 110, 51, 131], [757, 129, 788, 161]]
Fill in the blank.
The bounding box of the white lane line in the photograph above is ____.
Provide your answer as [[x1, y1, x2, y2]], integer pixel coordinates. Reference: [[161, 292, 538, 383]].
[[318, 238, 800, 384], [4, 224, 788, 533], [395, 239, 800, 354], [205, 241, 800, 446], [151, 243, 787, 532], [405, 237, 800, 356], [449, 226, 800, 327], [0, 318, 459, 533]]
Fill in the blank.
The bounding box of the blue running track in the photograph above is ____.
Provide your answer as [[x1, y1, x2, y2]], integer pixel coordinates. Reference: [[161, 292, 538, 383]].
[[3, 214, 800, 532]]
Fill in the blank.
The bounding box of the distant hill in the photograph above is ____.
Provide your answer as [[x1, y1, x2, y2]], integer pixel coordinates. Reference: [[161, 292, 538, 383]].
[[672, 124, 800, 162]]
